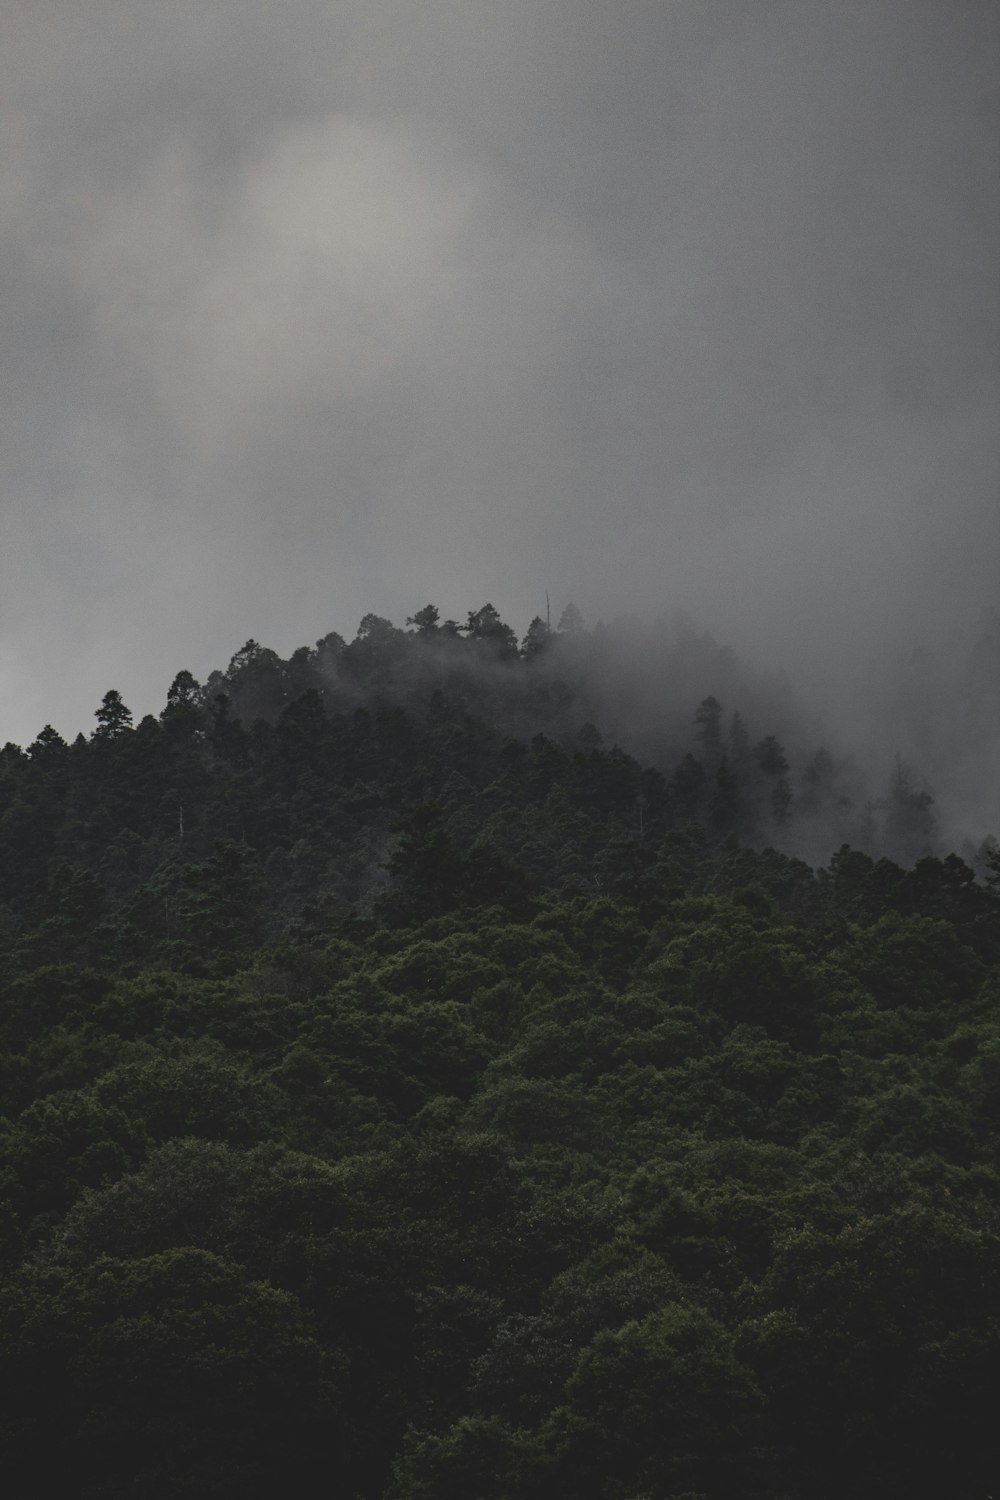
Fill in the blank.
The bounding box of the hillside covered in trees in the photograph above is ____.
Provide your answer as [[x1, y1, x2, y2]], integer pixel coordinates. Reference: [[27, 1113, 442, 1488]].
[[0, 602, 959, 963], [1, 605, 998, 1498]]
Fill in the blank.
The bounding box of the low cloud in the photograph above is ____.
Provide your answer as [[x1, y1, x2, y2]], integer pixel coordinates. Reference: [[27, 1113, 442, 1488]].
[[0, 1, 996, 841]]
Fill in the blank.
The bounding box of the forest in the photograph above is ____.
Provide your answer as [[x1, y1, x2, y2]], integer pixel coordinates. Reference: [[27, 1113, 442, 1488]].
[[0, 604, 997, 1499]]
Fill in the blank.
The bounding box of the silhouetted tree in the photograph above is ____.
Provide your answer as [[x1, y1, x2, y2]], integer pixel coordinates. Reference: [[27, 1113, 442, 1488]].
[[520, 616, 551, 659], [407, 605, 440, 637], [463, 604, 518, 659], [28, 725, 68, 764], [93, 690, 133, 741]]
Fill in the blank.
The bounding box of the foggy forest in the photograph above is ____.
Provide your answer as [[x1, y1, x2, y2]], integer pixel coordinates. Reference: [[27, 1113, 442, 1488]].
[[1, 605, 999, 1497], [2, 2, 998, 1498]]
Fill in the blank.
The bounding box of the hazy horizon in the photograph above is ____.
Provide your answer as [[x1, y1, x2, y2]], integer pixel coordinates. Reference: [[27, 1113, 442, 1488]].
[[3, 1, 998, 783]]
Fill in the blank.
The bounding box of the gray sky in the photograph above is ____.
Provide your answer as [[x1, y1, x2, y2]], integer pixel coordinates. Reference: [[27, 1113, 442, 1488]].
[[2, 0, 998, 745]]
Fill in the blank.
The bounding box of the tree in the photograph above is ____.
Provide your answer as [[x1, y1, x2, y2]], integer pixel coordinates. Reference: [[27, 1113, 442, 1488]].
[[92, 690, 133, 741], [670, 752, 707, 824], [771, 775, 792, 829], [28, 725, 68, 764], [710, 755, 740, 837], [799, 746, 834, 817], [754, 734, 788, 778], [165, 670, 200, 708], [380, 804, 466, 924], [314, 631, 345, 673], [882, 756, 936, 866], [173, 839, 268, 958], [407, 605, 441, 637], [695, 695, 723, 767], [520, 616, 551, 660], [344, 615, 406, 683], [547, 1305, 764, 1498], [753, 734, 792, 830], [223, 640, 289, 721], [208, 692, 249, 764], [1, 1248, 341, 1499], [388, 1416, 535, 1500], [225, 639, 267, 679], [160, 671, 204, 742], [20, 862, 106, 966], [463, 604, 518, 659], [729, 711, 751, 766]]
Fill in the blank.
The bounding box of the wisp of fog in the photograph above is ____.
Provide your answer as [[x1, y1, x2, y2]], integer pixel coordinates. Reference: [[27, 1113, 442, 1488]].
[[2, 0, 997, 851]]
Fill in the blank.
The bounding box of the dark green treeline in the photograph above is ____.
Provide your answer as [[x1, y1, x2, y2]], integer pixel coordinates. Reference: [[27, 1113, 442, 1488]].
[[0, 606, 997, 1498]]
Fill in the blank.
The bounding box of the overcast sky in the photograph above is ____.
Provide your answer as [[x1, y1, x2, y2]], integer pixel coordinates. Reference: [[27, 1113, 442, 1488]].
[[2, 0, 998, 745]]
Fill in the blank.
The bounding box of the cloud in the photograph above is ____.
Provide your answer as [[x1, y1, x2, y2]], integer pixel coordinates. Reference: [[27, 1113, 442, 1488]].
[[75, 119, 476, 450], [0, 0, 996, 765]]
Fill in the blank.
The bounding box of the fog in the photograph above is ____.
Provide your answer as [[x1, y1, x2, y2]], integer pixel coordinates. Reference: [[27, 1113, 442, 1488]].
[[3, 1, 998, 842]]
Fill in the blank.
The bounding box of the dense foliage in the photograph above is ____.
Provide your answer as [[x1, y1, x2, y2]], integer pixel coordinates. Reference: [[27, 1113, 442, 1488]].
[[1, 607, 997, 1498]]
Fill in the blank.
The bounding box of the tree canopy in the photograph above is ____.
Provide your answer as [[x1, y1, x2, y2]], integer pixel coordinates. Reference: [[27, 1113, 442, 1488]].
[[0, 606, 996, 1498]]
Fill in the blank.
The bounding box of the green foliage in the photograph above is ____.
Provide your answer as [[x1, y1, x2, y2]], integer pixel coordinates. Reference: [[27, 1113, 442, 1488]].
[[0, 616, 996, 1497], [2, 1246, 343, 1498], [547, 1304, 764, 1498]]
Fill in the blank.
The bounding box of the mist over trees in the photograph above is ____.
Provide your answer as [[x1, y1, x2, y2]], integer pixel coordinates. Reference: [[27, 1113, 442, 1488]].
[[2, 598, 997, 974], [1, 600, 999, 1497], [3, 1, 996, 1486], [18, 598, 996, 873]]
